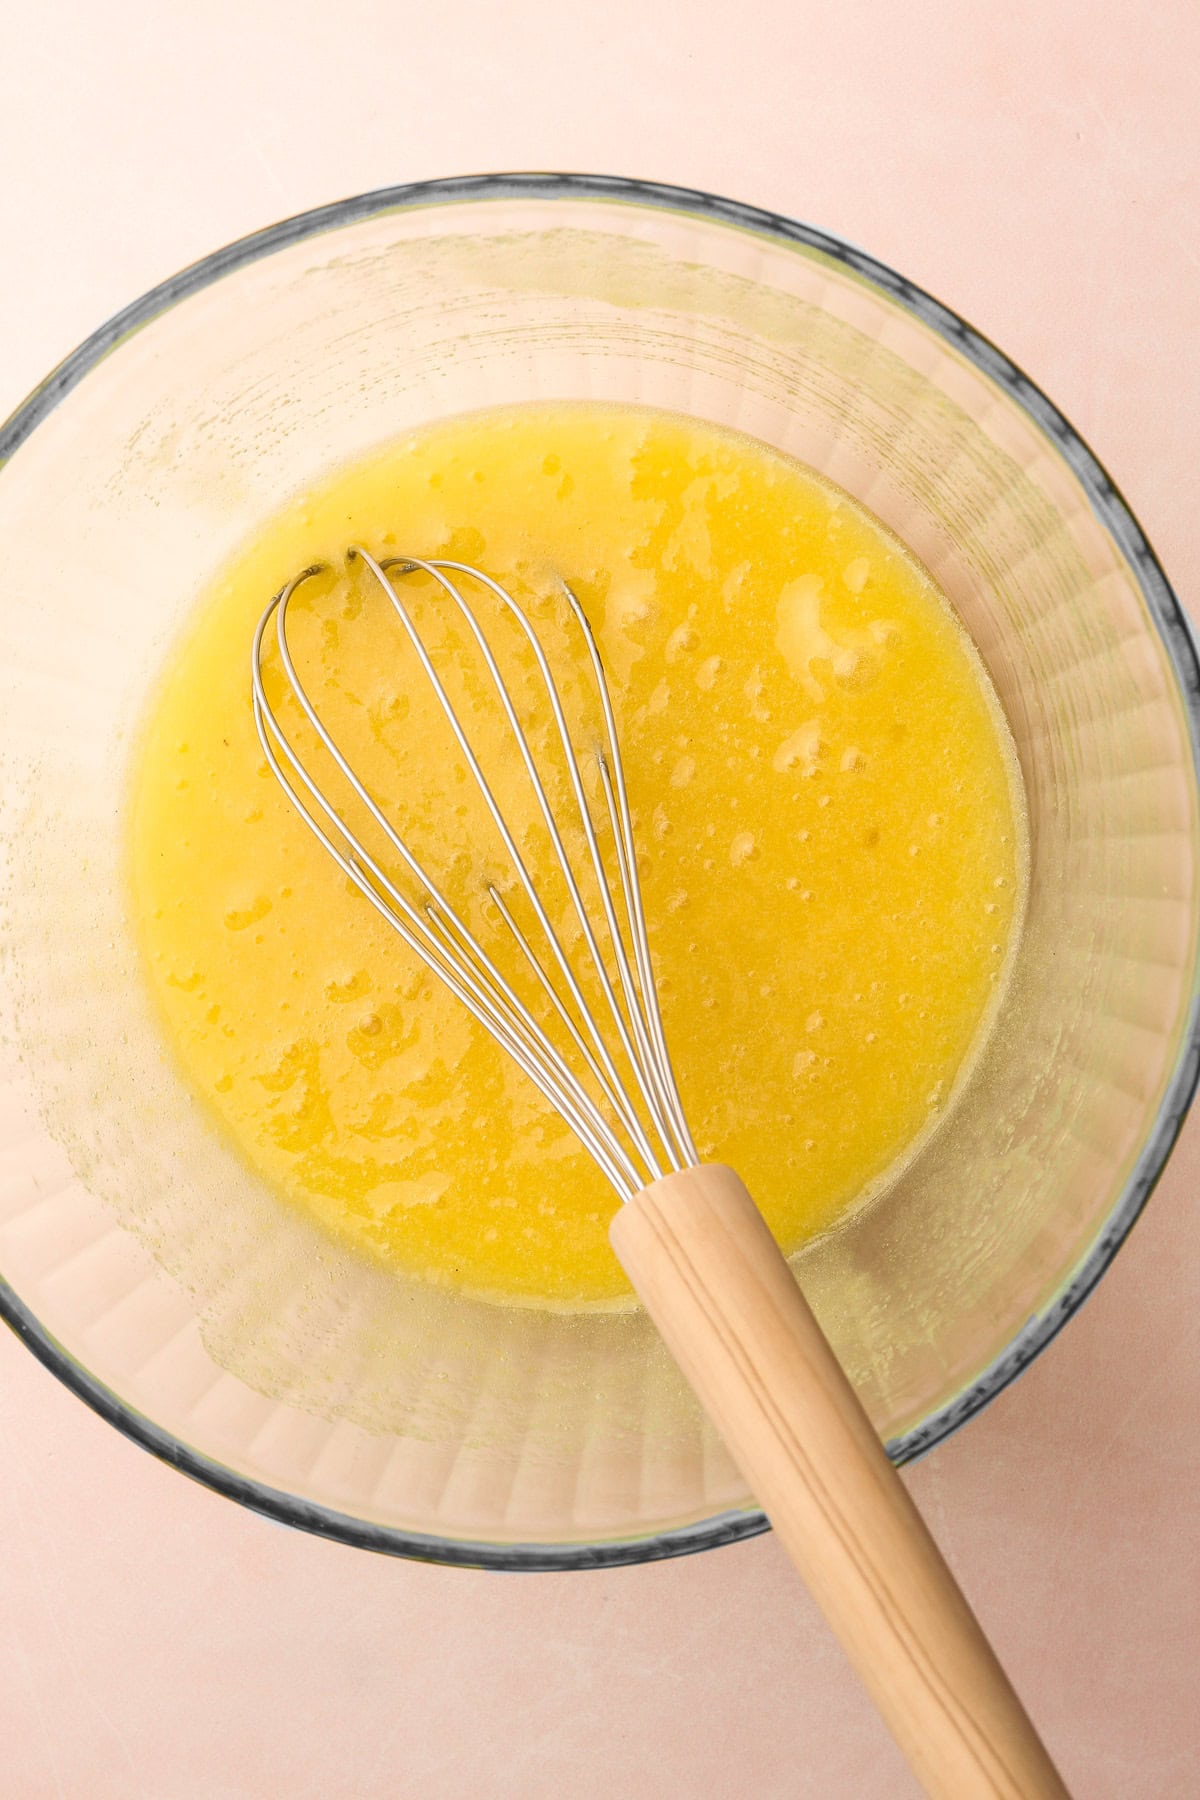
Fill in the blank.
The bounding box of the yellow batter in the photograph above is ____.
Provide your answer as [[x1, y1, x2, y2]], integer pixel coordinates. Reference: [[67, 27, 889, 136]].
[[128, 405, 1025, 1307]]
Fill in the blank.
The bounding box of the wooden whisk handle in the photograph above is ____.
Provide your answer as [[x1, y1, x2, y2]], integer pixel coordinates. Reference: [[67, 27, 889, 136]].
[[610, 1164, 1069, 1800]]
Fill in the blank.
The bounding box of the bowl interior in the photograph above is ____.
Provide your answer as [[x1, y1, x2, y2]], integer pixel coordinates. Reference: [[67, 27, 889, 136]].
[[1, 180, 1196, 1562]]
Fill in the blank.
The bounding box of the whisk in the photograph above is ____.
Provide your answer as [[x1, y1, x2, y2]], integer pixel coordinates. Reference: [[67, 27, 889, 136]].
[[253, 550, 1068, 1800]]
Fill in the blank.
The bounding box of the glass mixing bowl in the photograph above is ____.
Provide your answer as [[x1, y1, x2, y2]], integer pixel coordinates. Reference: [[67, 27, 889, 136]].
[[1, 175, 1197, 1568]]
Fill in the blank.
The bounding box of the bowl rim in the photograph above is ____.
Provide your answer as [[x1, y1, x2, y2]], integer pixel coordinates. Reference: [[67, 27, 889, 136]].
[[3, 170, 1199, 1572]]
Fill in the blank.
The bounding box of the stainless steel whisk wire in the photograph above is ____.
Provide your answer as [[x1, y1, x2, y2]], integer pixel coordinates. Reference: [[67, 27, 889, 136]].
[[251, 551, 698, 1202]]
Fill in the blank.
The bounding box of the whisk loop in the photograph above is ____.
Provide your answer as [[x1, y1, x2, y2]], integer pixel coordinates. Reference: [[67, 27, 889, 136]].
[[251, 551, 697, 1201]]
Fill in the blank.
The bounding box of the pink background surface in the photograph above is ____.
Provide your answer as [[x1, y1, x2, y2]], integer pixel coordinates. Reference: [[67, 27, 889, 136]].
[[1, 2, 1198, 1793]]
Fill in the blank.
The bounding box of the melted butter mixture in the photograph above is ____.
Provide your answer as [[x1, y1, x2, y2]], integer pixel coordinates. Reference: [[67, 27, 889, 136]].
[[129, 405, 1025, 1307]]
